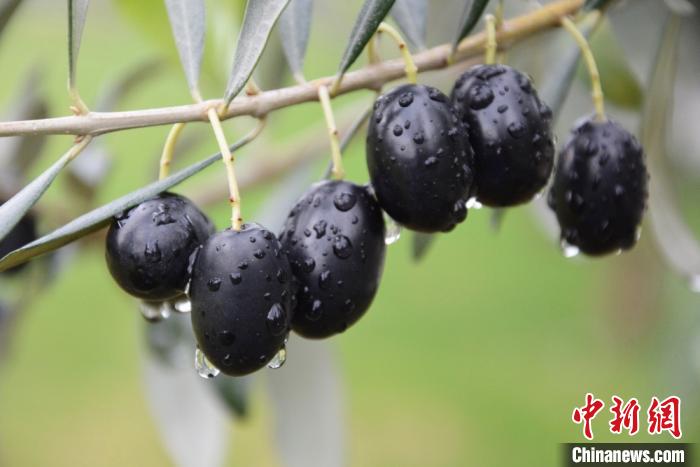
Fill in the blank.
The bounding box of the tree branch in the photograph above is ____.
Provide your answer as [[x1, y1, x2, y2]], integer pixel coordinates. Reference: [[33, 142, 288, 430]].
[[0, 0, 583, 138]]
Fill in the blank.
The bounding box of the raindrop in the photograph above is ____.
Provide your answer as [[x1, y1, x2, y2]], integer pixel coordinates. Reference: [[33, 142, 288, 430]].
[[333, 235, 353, 259], [266, 303, 287, 336], [334, 192, 357, 211], [230, 272, 242, 285], [195, 347, 220, 379], [144, 241, 161, 263], [398, 92, 414, 107], [384, 215, 402, 245], [207, 277, 222, 291], [139, 300, 169, 322], [560, 239, 580, 258], [307, 300, 323, 321], [466, 197, 483, 210], [268, 346, 287, 369], [393, 125, 403, 137], [173, 296, 192, 313]]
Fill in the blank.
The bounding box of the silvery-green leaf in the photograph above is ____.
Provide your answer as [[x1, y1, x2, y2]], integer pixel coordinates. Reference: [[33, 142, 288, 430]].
[[0, 137, 254, 272], [336, 0, 396, 77], [223, 0, 291, 106], [164, 0, 205, 97], [0, 0, 22, 40], [390, 0, 427, 50], [68, 0, 89, 88], [411, 232, 435, 261], [266, 335, 344, 467], [452, 0, 490, 50], [143, 314, 229, 467], [278, 0, 313, 82]]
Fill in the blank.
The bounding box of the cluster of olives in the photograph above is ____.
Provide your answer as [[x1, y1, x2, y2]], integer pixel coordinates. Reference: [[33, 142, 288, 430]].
[[104, 63, 648, 378]]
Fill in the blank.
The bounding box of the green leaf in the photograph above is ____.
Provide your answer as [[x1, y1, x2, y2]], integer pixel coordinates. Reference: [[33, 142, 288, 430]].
[[390, 0, 427, 50], [577, 18, 642, 110], [0, 0, 22, 40], [68, 0, 89, 88], [0, 138, 251, 271], [452, 0, 490, 50], [336, 0, 396, 76], [411, 232, 435, 262], [164, 0, 205, 97], [277, 0, 313, 81], [223, 0, 290, 106]]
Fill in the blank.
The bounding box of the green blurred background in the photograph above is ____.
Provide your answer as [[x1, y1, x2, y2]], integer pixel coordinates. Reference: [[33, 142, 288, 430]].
[[1, 1, 698, 466]]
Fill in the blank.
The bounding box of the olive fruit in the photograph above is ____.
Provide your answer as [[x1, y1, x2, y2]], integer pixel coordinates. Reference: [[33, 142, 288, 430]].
[[105, 192, 214, 301], [0, 202, 37, 275], [280, 180, 386, 338], [548, 117, 649, 256], [451, 64, 555, 207], [366, 84, 475, 233], [189, 224, 294, 376]]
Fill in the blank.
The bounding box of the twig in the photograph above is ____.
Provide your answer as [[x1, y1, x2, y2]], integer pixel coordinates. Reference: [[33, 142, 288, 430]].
[[0, 0, 583, 138]]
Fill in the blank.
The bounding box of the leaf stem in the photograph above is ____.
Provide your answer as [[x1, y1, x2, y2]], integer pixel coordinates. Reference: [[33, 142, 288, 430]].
[[484, 14, 497, 65], [159, 123, 186, 180], [67, 134, 93, 162], [560, 14, 605, 121], [317, 85, 344, 179], [207, 108, 243, 230], [376, 22, 418, 84]]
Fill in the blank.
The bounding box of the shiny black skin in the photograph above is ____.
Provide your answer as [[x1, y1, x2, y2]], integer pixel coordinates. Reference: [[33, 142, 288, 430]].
[[105, 192, 214, 301], [190, 224, 295, 376], [280, 181, 386, 338], [451, 64, 555, 207], [0, 202, 37, 275], [366, 84, 475, 233], [548, 117, 649, 256]]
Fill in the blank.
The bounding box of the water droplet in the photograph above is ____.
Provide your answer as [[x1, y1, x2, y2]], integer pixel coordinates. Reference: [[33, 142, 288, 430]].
[[195, 347, 220, 379], [560, 239, 580, 258], [302, 257, 316, 273], [266, 303, 287, 336], [253, 249, 266, 259], [268, 346, 287, 369], [276, 268, 287, 284], [334, 192, 357, 211], [507, 120, 527, 139], [173, 296, 192, 313], [413, 131, 425, 144], [467, 83, 494, 110], [319, 270, 332, 289], [398, 92, 414, 107], [144, 241, 161, 263], [207, 277, 222, 291], [139, 300, 170, 322], [230, 272, 242, 285], [424, 156, 438, 167], [218, 330, 235, 346], [384, 215, 402, 245], [307, 300, 323, 321], [393, 124, 403, 136], [465, 197, 483, 210], [497, 104, 508, 113], [333, 235, 353, 259]]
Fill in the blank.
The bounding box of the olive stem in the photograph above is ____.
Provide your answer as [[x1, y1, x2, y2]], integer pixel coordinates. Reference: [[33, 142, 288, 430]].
[[495, 0, 507, 63], [317, 85, 345, 179], [68, 85, 89, 116], [484, 14, 498, 65], [376, 22, 418, 84], [322, 103, 373, 180], [159, 122, 187, 180], [66, 134, 93, 162], [560, 14, 606, 121], [367, 34, 382, 65], [207, 108, 243, 230]]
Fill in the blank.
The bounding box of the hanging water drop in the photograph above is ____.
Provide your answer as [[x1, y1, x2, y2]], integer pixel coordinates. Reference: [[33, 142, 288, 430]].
[[465, 197, 483, 210], [173, 296, 192, 313], [268, 345, 287, 369], [195, 347, 220, 379], [560, 239, 580, 258], [384, 214, 402, 245]]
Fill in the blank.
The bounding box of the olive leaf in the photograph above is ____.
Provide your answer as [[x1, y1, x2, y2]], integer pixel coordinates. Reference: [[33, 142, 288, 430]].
[[452, 0, 490, 51], [68, 0, 89, 89], [642, 17, 700, 282], [223, 0, 290, 107], [0, 138, 253, 272], [0, 0, 22, 40], [164, 0, 205, 98], [278, 0, 313, 82], [336, 0, 396, 78], [390, 0, 427, 50]]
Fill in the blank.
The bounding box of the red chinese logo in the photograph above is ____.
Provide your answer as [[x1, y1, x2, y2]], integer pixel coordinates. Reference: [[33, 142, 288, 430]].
[[572, 394, 682, 440]]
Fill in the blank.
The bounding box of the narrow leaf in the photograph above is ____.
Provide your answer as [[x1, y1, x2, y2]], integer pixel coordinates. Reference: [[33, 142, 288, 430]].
[[0, 0, 22, 40], [223, 0, 291, 106], [452, 0, 490, 50], [0, 146, 232, 271], [68, 0, 89, 88], [164, 0, 205, 97], [277, 0, 313, 81], [411, 232, 435, 262], [336, 0, 396, 76], [390, 0, 427, 50]]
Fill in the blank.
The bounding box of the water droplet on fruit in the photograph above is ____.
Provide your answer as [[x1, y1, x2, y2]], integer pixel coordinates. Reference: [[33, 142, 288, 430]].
[[507, 121, 527, 139], [195, 347, 220, 379], [230, 272, 242, 285], [266, 303, 287, 336], [218, 330, 235, 346], [467, 84, 494, 110], [413, 132, 425, 144], [560, 239, 580, 258], [384, 215, 402, 245], [173, 296, 192, 313], [319, 270, 332, 289], [207, 278, 222, 291], [334, 192, 356, 211], [313, 220, 327, 238], [268, 345, 287, 369], [303, 257, 316, 273], [424, 156, 438, 167], [139, 300, 169, 322], [398, 92, 414, 107], [144, 241, 161, 263], [333, 235, 353, 259], [466, 197, 483, 210], [497, 104, 508, 113], [307, 300, 323, 321], [393, 125, 403, 136]]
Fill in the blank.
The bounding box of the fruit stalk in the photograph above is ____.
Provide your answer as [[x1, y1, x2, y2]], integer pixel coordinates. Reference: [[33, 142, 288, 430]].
[[560, 13, 605, 121], [484, 14, 498, 65], [159, 122, 186, 180], [317, 85, 345, 180], [207, 108, 243, 230], [0, 0, 584, 137], [376, 22, 418, 84]]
